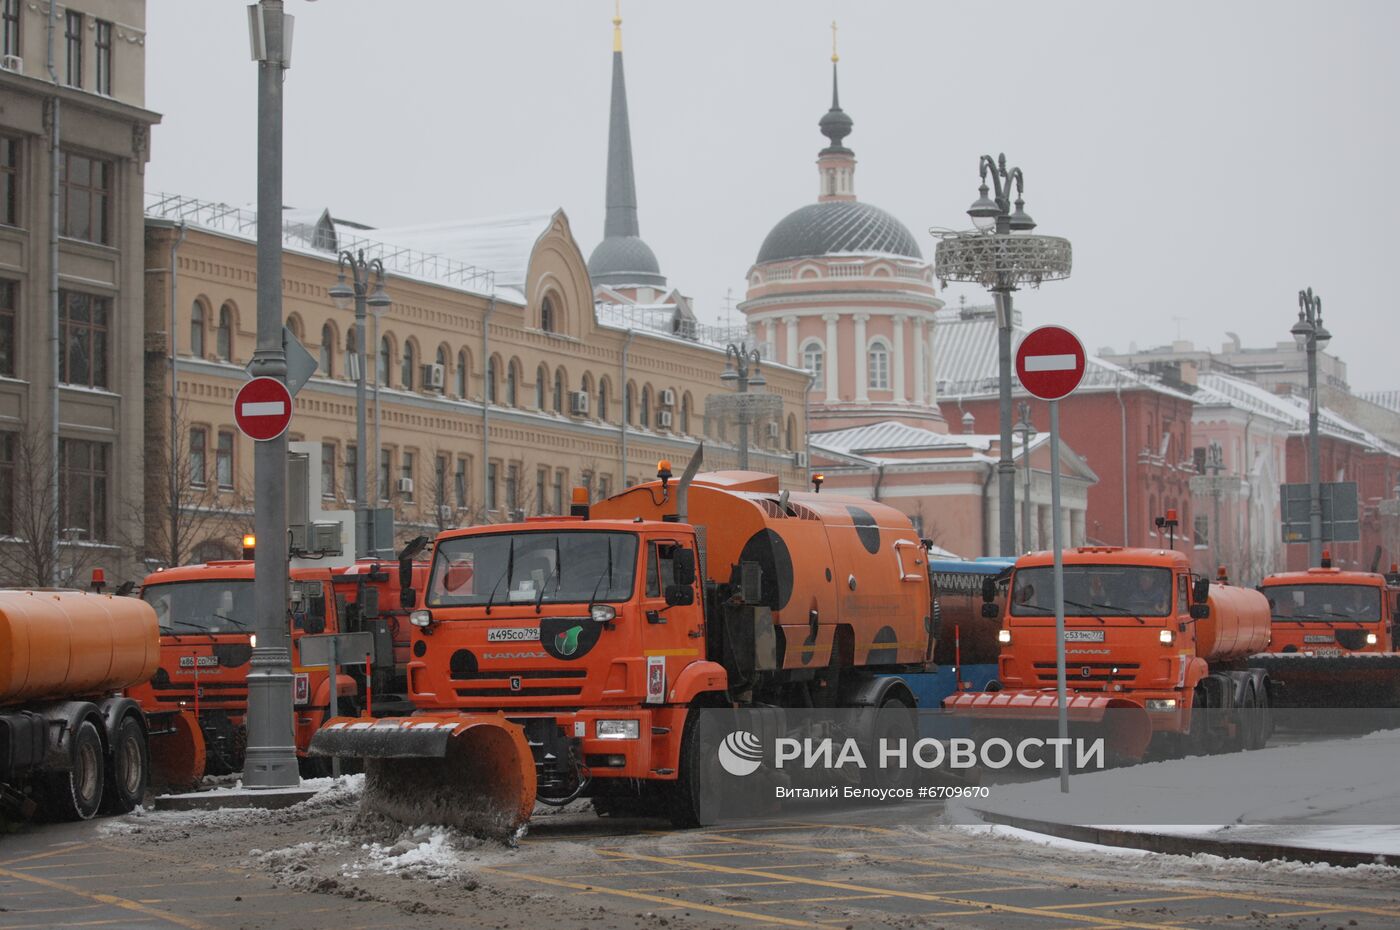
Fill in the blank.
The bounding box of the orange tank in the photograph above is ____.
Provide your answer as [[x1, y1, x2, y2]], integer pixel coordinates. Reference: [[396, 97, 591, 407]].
[[1198, 583, 1271, 662], [0, 591, 159, 706]]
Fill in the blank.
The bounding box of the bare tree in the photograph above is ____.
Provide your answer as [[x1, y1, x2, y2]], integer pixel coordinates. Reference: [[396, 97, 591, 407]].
[[0, 425, 107, 587]]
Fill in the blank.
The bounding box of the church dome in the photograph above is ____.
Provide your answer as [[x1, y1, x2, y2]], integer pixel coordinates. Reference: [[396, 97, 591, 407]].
[[756, 200, 922, 265], [588, 235, 666, 287]]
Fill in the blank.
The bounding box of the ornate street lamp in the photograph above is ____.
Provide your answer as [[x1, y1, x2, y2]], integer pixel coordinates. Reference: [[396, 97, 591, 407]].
[[934, 154, 1072, 557], [721, 342, 765, 470], [1292, 287, 1330, 567]]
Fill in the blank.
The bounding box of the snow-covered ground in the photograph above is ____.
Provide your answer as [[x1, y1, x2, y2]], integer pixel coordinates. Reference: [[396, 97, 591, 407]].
[[952, 728, 1400, 857]]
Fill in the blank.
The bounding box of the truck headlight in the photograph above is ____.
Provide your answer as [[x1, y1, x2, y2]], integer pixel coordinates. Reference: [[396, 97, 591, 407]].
[[409, 609, 433, 628], [1145, 699, 1177, 711], [590, 604, 616, 623], [1366, 632, 1378, 645], [1158, 629, 1173, 645], [596, 719, 639, 740], [997, 629, 1011, 644]]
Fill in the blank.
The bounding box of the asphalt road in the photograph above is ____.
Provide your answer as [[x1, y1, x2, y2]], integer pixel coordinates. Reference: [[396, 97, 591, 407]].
[[2, 795, 1398, 930]]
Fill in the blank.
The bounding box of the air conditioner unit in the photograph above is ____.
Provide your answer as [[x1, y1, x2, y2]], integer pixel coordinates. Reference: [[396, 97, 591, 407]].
[[396, 477, 415, 494], [1, 55, 21, 72], [659, 388, 676, 407], [423, 363, 445, 389], [569, 390, 590, 415], [657, 410, 674, 429], [794, 451, 809, 467], [767, 422, 781, 441]]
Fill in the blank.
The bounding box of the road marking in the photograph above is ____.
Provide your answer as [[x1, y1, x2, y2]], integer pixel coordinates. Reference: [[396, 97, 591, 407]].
[[1043, 895, 1211, 910], [0, 844, 92, 868], [240, 401, 285, 417], [595, 850, 1195, 930], [1025, 353, 1077, 372], [0, 865, 216, 930], [0, 920, 129, 929], [479, 865, 822, 928]]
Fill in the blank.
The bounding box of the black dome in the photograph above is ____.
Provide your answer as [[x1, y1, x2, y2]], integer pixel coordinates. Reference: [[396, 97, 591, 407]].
[[756, 200, 922, 264], [588, 235, 666, 287]]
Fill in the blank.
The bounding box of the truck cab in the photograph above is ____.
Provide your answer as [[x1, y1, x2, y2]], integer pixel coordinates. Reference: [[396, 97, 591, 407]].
[[1260, 564, 1398, 656]]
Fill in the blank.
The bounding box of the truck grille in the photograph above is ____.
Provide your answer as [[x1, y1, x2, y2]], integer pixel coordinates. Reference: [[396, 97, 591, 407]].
[[1033, 662, 1140, 684], [147, 682, 249, 706], [453, 668, 586, 699]]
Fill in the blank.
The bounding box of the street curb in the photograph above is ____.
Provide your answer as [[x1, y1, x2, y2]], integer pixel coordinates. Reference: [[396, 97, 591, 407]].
[[153, 788, 317, 812], [971, 809, 1397, 869]]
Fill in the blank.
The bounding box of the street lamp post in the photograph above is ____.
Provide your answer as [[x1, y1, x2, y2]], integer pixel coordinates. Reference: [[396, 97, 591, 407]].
[[721, 342, 765, 470], [1013, 402, 1037, 552], [934, 154, 1072, 557], [1291, 287, 1330, 567], [329, 252, 390, 558]]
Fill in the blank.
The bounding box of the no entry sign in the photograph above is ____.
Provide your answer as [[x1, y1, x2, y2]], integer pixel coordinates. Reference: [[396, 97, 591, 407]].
[[1016, 325, 1086, 401], [234, 377, 293, 441]]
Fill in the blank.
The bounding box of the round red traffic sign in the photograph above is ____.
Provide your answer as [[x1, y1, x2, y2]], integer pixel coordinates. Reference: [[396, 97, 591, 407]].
[[1015, 325, 1086, 401], [233, 376, 293, 441]]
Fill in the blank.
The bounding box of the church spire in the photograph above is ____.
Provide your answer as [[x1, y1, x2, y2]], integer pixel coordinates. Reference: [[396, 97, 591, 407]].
[[588, 1, 666, 288], [817, 24, 856, 202]]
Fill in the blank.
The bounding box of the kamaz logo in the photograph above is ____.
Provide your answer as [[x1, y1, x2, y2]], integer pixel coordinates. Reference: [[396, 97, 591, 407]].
[[482, 651, 549, 660]]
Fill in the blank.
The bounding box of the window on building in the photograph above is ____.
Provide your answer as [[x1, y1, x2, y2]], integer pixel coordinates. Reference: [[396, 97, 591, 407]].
[[598, 474, 611, 500], [345, 326, 359, 379], [189, 300, 205, 358], [59, 151, 111, 244], [536, 365, 547, 409], [216, 304, 233, 361], [95, 20, 111, 96], [434, 346, 447, 394], [553, 371, 564, 414], [597, 379, 608, 423], [434, 454, 448, 511], [486, 356, 497, 404], [378, 336, 392, 387], [540, 295, 556, 333], [581, 470, 593, 501], [535, 468, 547, 515], [188, 427, 207, 487], [58, 290, 109, 388], [319, 323, 334, 378], [454, 457, 468, 509], [486, 462, 498, 511], [320, 442, 336, 498], [0, 136, 17, 227], [64, 10, 82, 87], [624, 383, 634, 425], [867, 342, 889, 390], [0, 279, 14, 377], [639, 386, 651, 428], [344, 444, 358, 502], [400, 451, 414, 502], [681, 394, 691, 434], [379, 448, 391, 502], [506, 360, 518, 406], [506, 463, 519, 513], [60, 438, 108, 541], [216, 431, 234, 489], [0, 431, 13, 536], [801, 342, 824, 380], [1193, 515, 1210, 548], [552, 470, 564, 516], [456, 349, 468, 397], [400, 342, 415, 391], [2, 0, 19, 59]]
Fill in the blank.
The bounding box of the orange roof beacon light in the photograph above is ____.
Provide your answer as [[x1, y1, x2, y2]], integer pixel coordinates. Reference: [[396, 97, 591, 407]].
[[657, 459, 673, 492], [1217, 565, 1230, 585], [242, 534, 257, 559], [89, 567, 106, 593], [570, 487, 591, 519], [1154, 509, 1179, 550], [1320, 548, 1332, 569], [811, 472, 825, 493]]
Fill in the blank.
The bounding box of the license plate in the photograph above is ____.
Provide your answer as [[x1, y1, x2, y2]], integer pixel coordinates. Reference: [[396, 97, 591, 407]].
[[487, 627, 540, 642], [1303, 635, 1333, 644], [178, 655, 219, 668], [1063, 630, 1105, 642]]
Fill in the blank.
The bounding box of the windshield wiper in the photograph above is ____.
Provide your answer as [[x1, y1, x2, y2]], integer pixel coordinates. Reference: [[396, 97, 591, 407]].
[[1061, 599, 1107, 623], [586, 536, 616, 618], [166, 618, 217, 637], [535, 535, 562, 614], [484, 537, 515, 616], [213, 613, 251, 631]]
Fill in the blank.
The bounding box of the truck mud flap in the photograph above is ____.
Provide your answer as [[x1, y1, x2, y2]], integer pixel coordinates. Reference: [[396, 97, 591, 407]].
[[310, 715, 537, 840], [147, 711, 206, 789], [943, 691, 1153, 762]]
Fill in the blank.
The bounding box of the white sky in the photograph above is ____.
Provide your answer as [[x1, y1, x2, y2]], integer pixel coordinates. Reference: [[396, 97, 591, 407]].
[[145, 1, 1399, 393]]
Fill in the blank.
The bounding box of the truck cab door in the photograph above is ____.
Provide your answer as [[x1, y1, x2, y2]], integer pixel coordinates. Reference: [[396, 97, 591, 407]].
[[641, 539, 702, 703]]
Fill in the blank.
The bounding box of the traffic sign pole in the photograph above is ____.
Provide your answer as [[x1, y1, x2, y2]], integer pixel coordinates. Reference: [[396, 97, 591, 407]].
[[1015, 324, 1086, 796]]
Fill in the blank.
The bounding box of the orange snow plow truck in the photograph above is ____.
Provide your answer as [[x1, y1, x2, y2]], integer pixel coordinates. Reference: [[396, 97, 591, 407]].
[[0, 590, 185, 821], [945, 546, 1274, 761], [1247, 554, 1400, 706], [311, 452, 936, 837]]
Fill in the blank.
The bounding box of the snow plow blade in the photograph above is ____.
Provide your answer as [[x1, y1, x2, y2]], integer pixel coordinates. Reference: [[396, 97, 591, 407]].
[[1248, 653, 1400, 707], [310, 714, 537, 840], [943, 691, 1154, 761], [147, 710, 206, 789]]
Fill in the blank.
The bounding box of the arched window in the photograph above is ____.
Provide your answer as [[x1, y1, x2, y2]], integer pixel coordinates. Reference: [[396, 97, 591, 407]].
[[536, 365, 548, 409], [801, 340, 824, 381], [456, 349, 468, 397], [190, 300, 206, 358], [597, 378, 609, 423], [639, 386, 651, 429], [553, 370, 564, 414], [540, 295, 556, 333], [624, 383, 634, 425], [216, 303, 234, 361], [286, 314, 303, 343], [486, 356, 498, 404], [435, 346, 448, 394], [681, 393, 692, 434], [785, 414, 797, 451], [401, 341, 416, 391], [345, 325, 358, 380], [867, 341, 889, 390], [506, 359, 519, 406], [378, 335, 393, 387], [319, 323, 334, 378]]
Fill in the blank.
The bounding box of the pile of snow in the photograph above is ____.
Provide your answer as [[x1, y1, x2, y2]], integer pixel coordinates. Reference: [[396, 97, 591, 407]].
[[103, 774, 365, 836]]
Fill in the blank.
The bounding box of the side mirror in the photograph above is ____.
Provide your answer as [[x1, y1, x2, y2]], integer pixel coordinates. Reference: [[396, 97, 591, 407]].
[[1192, 577, 1210, 604], [674, 548, 697, 587], [981, 577, 997, 603], [981, 602, 1000, 619], [664, 584, 695, 607], [400, 587, 416, 610], [1189, 603, 1209, 620]]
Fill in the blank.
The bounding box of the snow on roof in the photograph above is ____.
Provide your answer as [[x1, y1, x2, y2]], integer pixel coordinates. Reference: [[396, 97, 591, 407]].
[[813, 420, 993, 456], [357, 212, 555, 290], [1197, 372, 1399, 453]]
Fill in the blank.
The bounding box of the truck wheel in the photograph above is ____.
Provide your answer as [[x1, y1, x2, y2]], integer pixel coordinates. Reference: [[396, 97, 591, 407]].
[[1242, 684, 1269, 752], [101, 715, 149, 814], [39, 720, 104, 821], [669, 702, 730, 829], [867, 696, 916, 790]]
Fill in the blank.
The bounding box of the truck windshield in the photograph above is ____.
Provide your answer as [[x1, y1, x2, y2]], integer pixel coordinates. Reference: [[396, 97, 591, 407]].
[[142, 580, 254, 635], [1010, 565, 1174, 618], [1265, 583, 1381, 622], [427, 531, 638, 608]]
